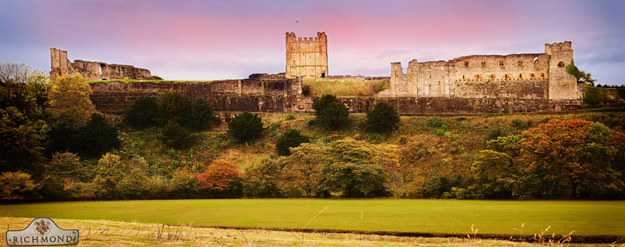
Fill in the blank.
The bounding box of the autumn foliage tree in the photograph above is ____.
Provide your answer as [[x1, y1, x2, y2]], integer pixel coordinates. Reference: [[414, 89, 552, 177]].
[[197, 160, 243, 198], [521, 119, 623, 199], [49, 73, 96, 126]]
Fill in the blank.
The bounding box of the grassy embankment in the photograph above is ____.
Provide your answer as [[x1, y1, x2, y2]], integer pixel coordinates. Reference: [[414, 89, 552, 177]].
[[302, 78, 388, 97], [2, 200, 624, 236]]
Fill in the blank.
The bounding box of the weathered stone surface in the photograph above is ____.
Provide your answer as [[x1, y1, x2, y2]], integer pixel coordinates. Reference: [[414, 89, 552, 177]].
[[50, 48, 152, 80], [380, 41, 581, 100], [286, 32, 328, 79]]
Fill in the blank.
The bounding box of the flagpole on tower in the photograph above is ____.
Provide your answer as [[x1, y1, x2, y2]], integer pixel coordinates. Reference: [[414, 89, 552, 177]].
[[295, 20, 298, 34]]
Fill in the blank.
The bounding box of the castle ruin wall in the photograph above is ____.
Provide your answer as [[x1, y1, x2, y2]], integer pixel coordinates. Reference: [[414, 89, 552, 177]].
[[50, 48, 152, 80]]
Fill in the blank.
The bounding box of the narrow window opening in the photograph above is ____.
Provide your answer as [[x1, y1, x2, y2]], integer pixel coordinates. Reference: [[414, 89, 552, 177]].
[[530, 73, 535, 78], [541, 73, 545, 78], [519, 73, 523, 79], [481, 61, 486, 68], [490, 74, 495, 79], [558, 61, 565, 67], [504, 74, 509, 80], [462, 75, 465, 80], [464, 61, 469, 68], [499, 61, 504, 66], [518, 61, 523, 67], [321, 73, 326, 78]]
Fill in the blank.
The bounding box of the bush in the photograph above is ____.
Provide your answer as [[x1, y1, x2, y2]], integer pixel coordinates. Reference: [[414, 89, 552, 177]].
[[227, 112, 264, 142], [421, 117, 447, 130], [124, 96, 158, 129], [0, 171, 36, 200], [275, 129, 310, 156], [365, 102, 401, 134], [161, 121, 195, 149], [317, 101, 350, 130], [302, 86, 311, 96], [77, 113, 121, 158], [312, 94, 339, 116], [243, 159, 281, 198], [156, 91, 191, 126], [185, 98, 219, 131], [583, 84, 609, 107]]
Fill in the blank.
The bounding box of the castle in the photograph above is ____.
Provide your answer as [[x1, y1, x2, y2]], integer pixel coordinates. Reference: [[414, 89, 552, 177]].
[[379, 41, 581, 100], [285, 32, 329, 79], [50, 48, 152, 81], [51, 33, 585, 114]]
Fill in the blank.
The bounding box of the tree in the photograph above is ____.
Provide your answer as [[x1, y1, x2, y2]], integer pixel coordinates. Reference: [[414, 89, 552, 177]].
[[76, 113, 121, 157], [0, 106, 49, 174], [470, 150, 522, 199], [124, 96, 158, 129], [366, 102, 401, 134], [312, 94, 339, 116], [197, 160, 242, 198], [185, 98, 219, 131], [566, 59, 595, 86], [227, 112, 264, 142], [521, 119, 623, 199], [277, 143, 326, 197], [156, 91, 191, 126], [321, 139, 391, 197], [316, 101, 350, 130], [0, 171, 36, 200], [275, 129, 310, 156], [49, 73, 96, 126], [583, 84, 609, 107], [161, 120, 195, 149], [243, 159, 281, 198], [0, 62, 46, 84]]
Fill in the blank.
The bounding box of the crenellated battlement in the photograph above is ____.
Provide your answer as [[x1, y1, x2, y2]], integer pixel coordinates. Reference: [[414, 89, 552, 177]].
[[285, 32, 328, 79]]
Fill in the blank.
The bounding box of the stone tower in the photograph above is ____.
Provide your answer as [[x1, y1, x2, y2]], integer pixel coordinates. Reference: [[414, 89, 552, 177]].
[[545, 41, 577, 99], [285, 32, 328, 79]]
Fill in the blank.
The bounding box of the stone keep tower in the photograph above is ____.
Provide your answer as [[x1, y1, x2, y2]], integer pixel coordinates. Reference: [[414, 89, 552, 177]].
[[545, 41, 577, 99], [286, 32, 328, 79]]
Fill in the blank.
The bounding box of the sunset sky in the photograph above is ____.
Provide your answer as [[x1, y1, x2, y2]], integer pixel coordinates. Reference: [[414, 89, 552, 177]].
[[1, 0, 624, 85]]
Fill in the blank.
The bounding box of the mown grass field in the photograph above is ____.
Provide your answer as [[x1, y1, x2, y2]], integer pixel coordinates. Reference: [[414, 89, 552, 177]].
[[1, 199, 623, 236]]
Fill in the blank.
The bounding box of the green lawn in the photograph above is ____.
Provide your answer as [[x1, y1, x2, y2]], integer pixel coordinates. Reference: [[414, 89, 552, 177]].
[[1, 199, 623, 236]]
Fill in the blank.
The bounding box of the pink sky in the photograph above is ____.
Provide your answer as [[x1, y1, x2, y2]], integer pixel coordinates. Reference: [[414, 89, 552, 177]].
[[1, 0, 624, 85]]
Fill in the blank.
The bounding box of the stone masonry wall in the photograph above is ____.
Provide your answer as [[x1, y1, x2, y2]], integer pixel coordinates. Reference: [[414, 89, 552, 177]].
[[51, 48, 152, 80]]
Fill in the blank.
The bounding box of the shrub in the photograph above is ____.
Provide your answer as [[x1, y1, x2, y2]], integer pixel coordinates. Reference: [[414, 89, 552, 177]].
[[161, 120, 195, 149], [421, 117, 447, 130], [312, 94, 339, 116], [124, 96, 158, 129], [302, 86, 311, 96], [375, 80, 390, 92], [317, 101, 350, 130], [365, 102, 401, 134], [151, 75, 163, 80], [243, 159, 281, 198], [185, 98, 219, 131], [583, 84, 609, 107], [156, 91, 191, 125], [227, 112, 264, 142], [275, 129, 310, 156], [306, 119, 315, 126], [617, 88, 625, 100], [77, 113, 121, 158]]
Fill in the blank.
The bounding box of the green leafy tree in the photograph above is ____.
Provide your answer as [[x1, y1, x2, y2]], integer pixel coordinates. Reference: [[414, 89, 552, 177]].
[[161, 120, 195, 149], [321, 139, 390, 197], [227, 112, 264, 142], [566, 59, 595, 86], [365, 102, 401, 134], [49, 73, 96, 126], [317, 101, 350, 130], [243, 159, 281, 198], [185, 98, 219, 131], [0, 106, 49, 174], [312, 94, 339, 116], [124, 96, 158, 129], [156, 91, 191, 126], [470, 150, 522, 199], [277, 143, 326, 197], [77, 113, 121, 157], [0, 171, 36, 200], [275, 129, 310, 156]]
